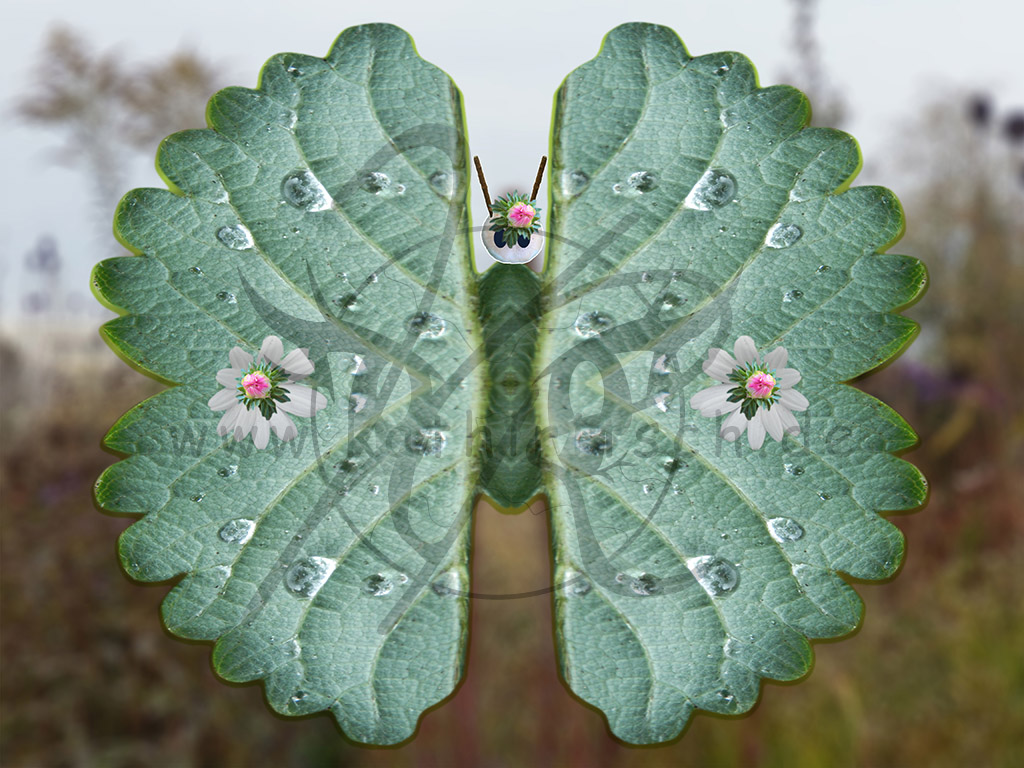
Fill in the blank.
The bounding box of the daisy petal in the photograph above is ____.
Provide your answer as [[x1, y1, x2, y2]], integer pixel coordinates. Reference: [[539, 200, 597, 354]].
[[217, 403, 243, 436], [747, 410, 766, 450], [690, 384, 734, 416], [216, 367, 241, 388], [734, 336, 759, 364], [720, 409, 747, 442], [777, 405, 801, 436], [270, 412, 298, 442], [229, 347, 253, 369], [278, 384, 327, 417], [764, 346, 788, 370], [281, 347, 314, 377], [779, 389, 809, 412], [253, 417, 270, 449], [702, 348, 736, 382], [777, 368, 801, 388], [762, 406, 784, 442], [208, 388, 238, 411], [233, 408, 257, 441], [258, 336, 283, 365]]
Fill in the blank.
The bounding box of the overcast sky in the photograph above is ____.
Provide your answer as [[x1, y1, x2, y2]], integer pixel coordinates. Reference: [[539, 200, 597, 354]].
[[2, 0, 1022, 318]]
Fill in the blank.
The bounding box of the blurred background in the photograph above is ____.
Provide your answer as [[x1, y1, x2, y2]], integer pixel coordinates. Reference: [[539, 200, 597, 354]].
[[1, 0, 1022, 765]]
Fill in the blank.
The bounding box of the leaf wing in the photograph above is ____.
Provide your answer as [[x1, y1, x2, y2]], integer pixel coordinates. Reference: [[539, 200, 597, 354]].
[[541, 22, 926, 743], [94, 23, 481, 745]]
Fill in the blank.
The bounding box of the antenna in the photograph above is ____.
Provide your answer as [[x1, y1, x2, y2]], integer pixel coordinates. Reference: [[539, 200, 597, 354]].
[[531, 156, 548, 201], [473, 156, 492, 215]]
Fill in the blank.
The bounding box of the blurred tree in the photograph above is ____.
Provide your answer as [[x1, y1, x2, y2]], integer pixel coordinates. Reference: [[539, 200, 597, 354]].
[[15, 27, 223, 253], [781, 0, 847, 128]]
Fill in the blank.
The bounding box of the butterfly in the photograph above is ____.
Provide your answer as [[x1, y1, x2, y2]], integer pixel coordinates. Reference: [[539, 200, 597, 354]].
[[94, 22, 925, 745]]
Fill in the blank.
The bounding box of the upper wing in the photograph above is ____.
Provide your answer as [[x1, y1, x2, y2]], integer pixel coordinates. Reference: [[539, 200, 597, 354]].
[[94, 24, 481, 745], [540, 23, 926, 743]]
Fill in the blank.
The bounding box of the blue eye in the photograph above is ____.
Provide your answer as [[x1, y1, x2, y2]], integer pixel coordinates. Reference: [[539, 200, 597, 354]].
[[493, 229, 507, 248], [517, 234, 531, 248]]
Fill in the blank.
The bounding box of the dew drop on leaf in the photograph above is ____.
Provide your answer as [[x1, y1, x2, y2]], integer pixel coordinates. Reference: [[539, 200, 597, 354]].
[[765, 222, 803, 249], [575, 427, 613, 455], [573, 311, 613, 338], [406, 428, 447, 456], [406, 312, 447, 339], [218, 518, 255, 545], [767, 516, 805, 542], [687, 556, 740, 596], [284, 556, 336, 598], [281, 169, 332, 211], [683, 168, 736, 210], [560, 169, 589, 196]]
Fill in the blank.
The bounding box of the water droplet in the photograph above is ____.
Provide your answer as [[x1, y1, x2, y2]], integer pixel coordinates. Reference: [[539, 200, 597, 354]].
[[626, 572, 659, 596], [216, 291, 237, 305], [815, 264, 831, 274], [289, 691, 308, 707], [817, 491, 832, 501], [335, 293, 358, 310], [663, 457, 681, 473], [348, 393, 367, 413], [561, 568, 591, 597], [190, 493, 205, 503], [783, 289, 804, 302], [784, 463, 805, 476], [687, 555, 740, 596], [765, 223, 803, 249], [217, 464, 238, 478], [715, 63, 731, 76], [219, 518, 255, 545], [362, 171, 392, 194], [684, 169, 737, 210], [615, 170, 657, 195], [369, 484, 380, 495], [428, 171, 453, 198], [653, 354, 672, 374], [716, 689, 737, 708], [654, 391, 671, 412], [364, 573, 394, 596], [188, 266, 205, 276], [284, 556, 336, 598], [281, 170, 332, 211], [406, 312, 447, 339], [768, 516, 805, 542], [575, 427, 613, 455], [407, 428, 447, 456], [642, 483, 653, 494], [560, 169, 589, 196], [640, 271, 652, 283], [350, 354, 367, 375], [431, 570, 462, 597], [658, 293, 683, 310], [573, 311, 613, 338]]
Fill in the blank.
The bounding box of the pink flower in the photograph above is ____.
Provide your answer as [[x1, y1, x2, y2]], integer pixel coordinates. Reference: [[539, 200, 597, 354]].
[[507, 202, 536, 228], [241, 371, 272, 399], [746, 372, 777, 399]]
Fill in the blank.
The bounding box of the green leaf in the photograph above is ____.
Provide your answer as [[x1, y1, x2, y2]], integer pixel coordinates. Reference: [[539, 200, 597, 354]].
[[540, 23, 926, 743], [94, 24, 482, 745]]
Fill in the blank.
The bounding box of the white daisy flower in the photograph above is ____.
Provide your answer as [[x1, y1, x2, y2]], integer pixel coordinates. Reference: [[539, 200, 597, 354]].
[[689, 335, 808, 450], [207, 335, 327, 449]]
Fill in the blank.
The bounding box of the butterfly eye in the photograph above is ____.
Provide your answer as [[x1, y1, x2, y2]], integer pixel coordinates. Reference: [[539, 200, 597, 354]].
[[481, 215, 543, 264]]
